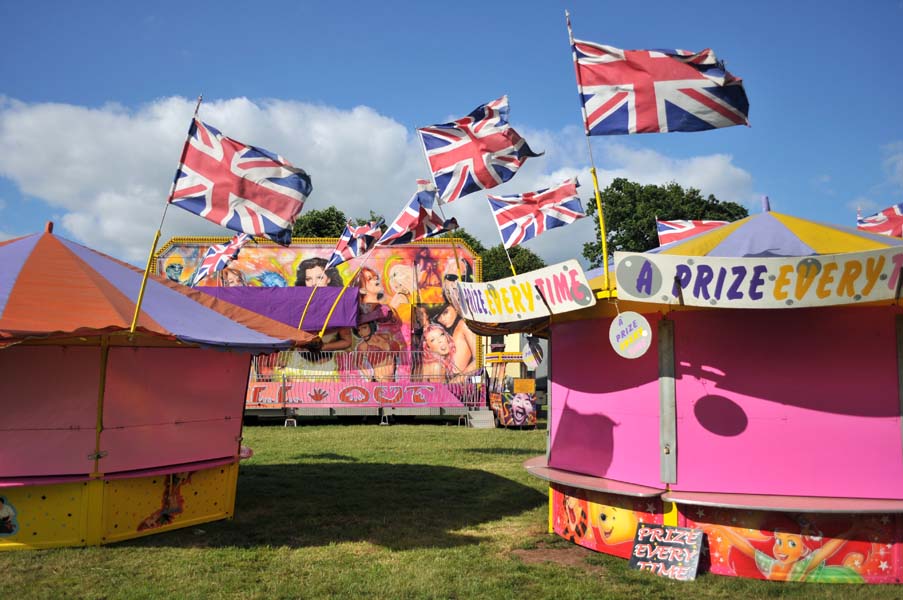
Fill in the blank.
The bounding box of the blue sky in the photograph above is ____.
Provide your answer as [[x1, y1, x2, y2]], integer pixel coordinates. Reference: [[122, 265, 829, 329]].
[[1, 0, 901, 265]]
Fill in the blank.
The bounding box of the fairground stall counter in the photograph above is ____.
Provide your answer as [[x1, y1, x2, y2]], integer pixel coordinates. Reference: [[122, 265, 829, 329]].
[[524, 212, 903, 584], [0, 225, 314, 550]]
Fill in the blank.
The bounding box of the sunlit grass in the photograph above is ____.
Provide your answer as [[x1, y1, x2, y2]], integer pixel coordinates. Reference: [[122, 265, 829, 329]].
[[3, 424, 898, 599]]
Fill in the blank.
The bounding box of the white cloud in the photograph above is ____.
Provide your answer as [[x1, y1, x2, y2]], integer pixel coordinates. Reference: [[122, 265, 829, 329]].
[[884, 142, 903, 188], [0, 96, 756, 267]]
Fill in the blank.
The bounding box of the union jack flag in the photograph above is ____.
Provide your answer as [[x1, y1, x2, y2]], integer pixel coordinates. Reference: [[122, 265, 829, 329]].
[[189, 233, 253, 286], [572, 38, 749, 135], [326, 220, 384, 269], [488, 178, 586, 249], [656, 219, 728, 246], [417, 96, 541, 204], [857, 204, 903, 237], [169, 119, 312, 245], [377, 180, 459, 246]]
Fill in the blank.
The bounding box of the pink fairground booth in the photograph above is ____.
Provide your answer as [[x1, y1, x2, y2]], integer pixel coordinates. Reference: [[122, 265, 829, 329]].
[[0, 226, 314, 550], [527, 212, 903, 584]]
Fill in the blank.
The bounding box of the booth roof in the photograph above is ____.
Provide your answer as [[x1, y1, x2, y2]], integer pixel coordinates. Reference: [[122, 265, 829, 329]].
[[650, 211, 903, 258], [0, 228, 316, 350]]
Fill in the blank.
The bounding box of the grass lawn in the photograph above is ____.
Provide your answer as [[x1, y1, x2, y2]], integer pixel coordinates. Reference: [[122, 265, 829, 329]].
[[3, 423, 898, 599]]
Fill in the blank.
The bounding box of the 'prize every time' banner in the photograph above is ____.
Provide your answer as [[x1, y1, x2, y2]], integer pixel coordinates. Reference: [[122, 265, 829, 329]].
[[451, 260, 596, 323], [614, 248, 903, 309]]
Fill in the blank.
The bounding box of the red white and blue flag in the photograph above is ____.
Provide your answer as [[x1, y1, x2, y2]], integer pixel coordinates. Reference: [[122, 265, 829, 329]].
[[326, 220, 384, 269], [189, 233, 253, 286], [656, 219, 728, 246], [417, 96, 541, 204], [377, 180, 459, 246], [169, 119, 312, 245], [488, 178, 586, 249], [857, 204, 903, 237], [572, 38, 749, 135]]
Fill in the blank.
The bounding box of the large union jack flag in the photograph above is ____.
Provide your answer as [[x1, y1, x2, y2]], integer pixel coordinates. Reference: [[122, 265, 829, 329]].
[[488, 178, 586, 249], [417, 96, 541, 204], [169, 119, 312, 245], [572, 39, 749, 135], [326, 220, 384, 269], [656, 219, 729, 246], [377, 180, 459, 246], [189, 233, 253, 286], [857, 203, 903, 237]]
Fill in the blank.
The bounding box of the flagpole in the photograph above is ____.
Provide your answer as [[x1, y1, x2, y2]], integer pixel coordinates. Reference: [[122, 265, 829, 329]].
[[566, 11, 612, 293], [130, 95, 203, 333], [486, 198, 518, 277]]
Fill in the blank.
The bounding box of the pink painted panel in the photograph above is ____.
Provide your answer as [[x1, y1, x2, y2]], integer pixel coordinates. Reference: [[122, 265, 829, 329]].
[[100, 420, 242, 473], [0, 346, 100, 429], [0, 430, 97, 476], [0, 346, 100, 477], [103, 347, 250, 427], [671, 306, 903, 499], [100, 347, 248, 471], [549, 318, 662, 488]]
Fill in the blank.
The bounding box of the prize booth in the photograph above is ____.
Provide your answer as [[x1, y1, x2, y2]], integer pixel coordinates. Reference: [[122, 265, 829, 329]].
[[0, 225, 313, 550], [526, 212, 903, 583]]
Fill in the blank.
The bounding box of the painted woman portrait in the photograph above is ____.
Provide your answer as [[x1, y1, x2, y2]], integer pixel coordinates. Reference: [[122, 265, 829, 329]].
[[219, 267, 247, 287], [420, 323, 457, 382], [296, 257, 343, 288], [435, 301, 477, 374]]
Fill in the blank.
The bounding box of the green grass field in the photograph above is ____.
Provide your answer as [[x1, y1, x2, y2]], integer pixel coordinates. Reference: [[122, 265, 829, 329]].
[[3, 423, 898, 599]]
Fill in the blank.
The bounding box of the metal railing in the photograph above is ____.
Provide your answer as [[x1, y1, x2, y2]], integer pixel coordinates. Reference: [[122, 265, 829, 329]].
[[248, 350, 485, 410]]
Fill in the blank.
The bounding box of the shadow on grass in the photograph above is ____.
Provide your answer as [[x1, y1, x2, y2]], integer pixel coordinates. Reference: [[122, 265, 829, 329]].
[[292, 453, 359, 462], [124, 462, 545, 551], [464, 448, 539, 456]]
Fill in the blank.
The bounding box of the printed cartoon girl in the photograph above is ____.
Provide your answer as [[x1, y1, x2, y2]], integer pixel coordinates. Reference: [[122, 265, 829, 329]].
[[0, 496, 18, 535], [705, 521, 864, 583]]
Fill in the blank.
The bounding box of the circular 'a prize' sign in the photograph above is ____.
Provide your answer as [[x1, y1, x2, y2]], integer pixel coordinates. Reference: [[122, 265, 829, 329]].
[[609, 311, 652, 359]]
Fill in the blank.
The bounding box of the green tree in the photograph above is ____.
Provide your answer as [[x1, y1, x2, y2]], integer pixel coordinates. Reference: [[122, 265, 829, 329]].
[[291, 206, 348, 238], [438, 227, 487, 255], [582, 178, 749, 267], [482, 244, 546, 281]]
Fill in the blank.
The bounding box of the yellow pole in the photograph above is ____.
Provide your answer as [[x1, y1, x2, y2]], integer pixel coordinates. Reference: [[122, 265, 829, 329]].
[[589, 167, 611, 290], [129, 229, 161, 333], [317, 265, 362, 338], [297, 284, 320, 330]]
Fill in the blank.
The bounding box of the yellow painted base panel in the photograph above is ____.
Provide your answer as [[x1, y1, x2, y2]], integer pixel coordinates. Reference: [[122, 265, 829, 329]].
[[0, 462, 238, 551]]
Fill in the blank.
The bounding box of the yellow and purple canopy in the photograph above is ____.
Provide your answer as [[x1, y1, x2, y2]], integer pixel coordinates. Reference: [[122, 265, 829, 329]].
[[0, 226, 316, 350], [652, 211, 903, 257]]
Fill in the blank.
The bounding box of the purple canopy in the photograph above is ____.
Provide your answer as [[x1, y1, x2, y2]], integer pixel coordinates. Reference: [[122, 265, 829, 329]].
[[200, 287, 359, 331]]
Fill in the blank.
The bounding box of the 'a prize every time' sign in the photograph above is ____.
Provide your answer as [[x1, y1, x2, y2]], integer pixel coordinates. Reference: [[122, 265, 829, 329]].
[[615, 246, 903, 309], [451, 260, 596, 323]]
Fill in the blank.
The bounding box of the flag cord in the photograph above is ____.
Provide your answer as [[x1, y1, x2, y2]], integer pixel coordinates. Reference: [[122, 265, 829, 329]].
[[566, 11, 611, 291]]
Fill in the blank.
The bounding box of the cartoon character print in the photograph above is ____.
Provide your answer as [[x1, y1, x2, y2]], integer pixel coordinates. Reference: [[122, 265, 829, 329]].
[[554, 489, 593, 544], [138, 472, 193, 531], [0, 496, 18, 536]]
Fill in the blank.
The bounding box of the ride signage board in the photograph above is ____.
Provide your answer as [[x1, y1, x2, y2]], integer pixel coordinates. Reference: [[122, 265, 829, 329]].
[[451, 260, 596, 323], [628, 525, 703, 581], [615, 247, 903, 309]]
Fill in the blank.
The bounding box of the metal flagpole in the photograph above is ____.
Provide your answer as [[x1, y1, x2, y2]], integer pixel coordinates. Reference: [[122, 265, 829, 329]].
[[566, 11, 612, 293], [130, 95, 203, 334], [486, 198, 518, 277], [417, 125, 467, 281]]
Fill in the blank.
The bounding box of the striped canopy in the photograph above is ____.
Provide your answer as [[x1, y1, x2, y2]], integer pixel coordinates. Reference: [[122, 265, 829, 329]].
[[0, 226, 315, 350], [651, 212, 903, 257]]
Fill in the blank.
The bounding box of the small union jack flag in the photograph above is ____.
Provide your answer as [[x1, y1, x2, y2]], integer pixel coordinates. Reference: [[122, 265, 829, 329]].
[[377, 180, 459, 246], [189, 233, 253, 286], [571, 37, 749, 135], [169, 119, 312, 245], [857, 203, 903, 237], [656, 219, 729, 246], [326, 220, 384, 269], [488, 178, 586, 249], [417, 96, 541, 204]]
